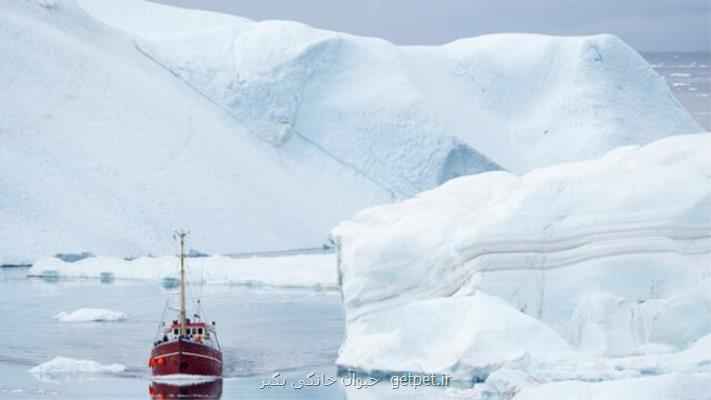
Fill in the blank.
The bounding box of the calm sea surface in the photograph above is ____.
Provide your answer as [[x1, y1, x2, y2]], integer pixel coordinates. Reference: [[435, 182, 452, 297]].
[[0, 268, 459, 399], [0, 268, 347, 399]]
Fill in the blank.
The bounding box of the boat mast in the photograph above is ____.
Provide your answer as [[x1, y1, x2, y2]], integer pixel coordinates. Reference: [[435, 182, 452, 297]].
[[176, 230, 188, 337]]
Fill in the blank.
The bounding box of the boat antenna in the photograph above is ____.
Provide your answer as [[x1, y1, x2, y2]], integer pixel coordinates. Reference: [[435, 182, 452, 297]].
[[174, 229, 190, 338]]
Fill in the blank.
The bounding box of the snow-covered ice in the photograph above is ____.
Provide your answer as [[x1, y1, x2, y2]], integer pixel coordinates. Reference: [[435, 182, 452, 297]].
[[513, 373, 711, 400], [336, 291, 576, 381], [332, 133, 711, 382], [28, 253, 337, 289], [0, 0, 393, 265], [54, 308, 127, 322], [29, 357, 126, 376], [78, 0, 701, 175], [602, 332, 711, 376], [0, 0, 702, 264], [470, 368, 548, 399]]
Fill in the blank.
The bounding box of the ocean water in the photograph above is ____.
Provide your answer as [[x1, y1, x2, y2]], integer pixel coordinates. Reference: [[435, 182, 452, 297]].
[[642, 51, 711, 131], [0, 268, 347, 399], [0, 268, 460, 399]]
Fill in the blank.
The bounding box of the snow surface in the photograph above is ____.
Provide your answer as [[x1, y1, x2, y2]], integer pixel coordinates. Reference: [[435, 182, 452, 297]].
[[337, 291, 576, 381], [471, 368, 548, 399], [332, 133, 711, 381], [28, 253, 337, 289], [603, 332, 711, 376], [0, 0, 701, 264], [0, 0, 392, 265], [29, 356, 126, 375], [54, 308, 127, 322], [513, 373, 711, 400], [78, 0, 701, 176]]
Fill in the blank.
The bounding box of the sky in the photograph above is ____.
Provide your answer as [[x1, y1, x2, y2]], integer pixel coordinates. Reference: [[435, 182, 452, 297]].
[[150, 0, 711, 52]]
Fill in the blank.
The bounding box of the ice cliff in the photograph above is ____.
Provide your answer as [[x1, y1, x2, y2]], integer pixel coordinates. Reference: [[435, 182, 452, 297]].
[[0, 0, 702, 263], [332, 133, 711, 380]]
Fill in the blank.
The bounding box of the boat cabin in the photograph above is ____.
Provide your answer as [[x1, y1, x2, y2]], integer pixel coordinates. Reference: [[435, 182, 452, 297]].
[[155, 318, 217, 346]]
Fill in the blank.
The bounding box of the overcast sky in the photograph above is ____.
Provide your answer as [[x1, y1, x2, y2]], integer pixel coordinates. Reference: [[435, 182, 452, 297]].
[[150, 0, 710, 52]]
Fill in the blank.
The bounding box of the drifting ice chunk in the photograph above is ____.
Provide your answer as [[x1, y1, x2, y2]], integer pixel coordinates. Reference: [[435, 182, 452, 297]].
[[30, 357, 126, 375], [54, 308, 127, 322], [28, 253, 337, 289]]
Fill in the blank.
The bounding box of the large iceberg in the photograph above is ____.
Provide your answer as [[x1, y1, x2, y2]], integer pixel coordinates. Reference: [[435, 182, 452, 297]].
[[79, 0, 701, 177], [0, 0, 701, 264], [332, 133, 711, 380]]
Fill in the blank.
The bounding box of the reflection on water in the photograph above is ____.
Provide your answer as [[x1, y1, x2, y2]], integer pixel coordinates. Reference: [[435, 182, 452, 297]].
[[162, 277, 180, 289], [149, 378, 223, 399]]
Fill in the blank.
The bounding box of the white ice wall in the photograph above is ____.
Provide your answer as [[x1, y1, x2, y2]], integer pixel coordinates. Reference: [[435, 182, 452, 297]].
[[332, 133, 711, 379], [0, 0, 703, 264]]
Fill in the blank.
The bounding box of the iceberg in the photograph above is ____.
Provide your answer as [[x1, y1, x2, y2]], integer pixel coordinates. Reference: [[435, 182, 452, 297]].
[[54, 308, 127, 322], [0, 0, 393, 265], [30, 357, 126, 375], [0, 0, 702, 264], [28, 253, 337, 289], [332, 133, 711, 380], [79, 0, 702, 176]]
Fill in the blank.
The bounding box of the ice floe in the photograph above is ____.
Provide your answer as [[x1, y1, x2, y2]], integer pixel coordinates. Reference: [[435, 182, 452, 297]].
[[54, 308, 127, 322], [30, 357, 126, 376], [29, 253, 337, 289]]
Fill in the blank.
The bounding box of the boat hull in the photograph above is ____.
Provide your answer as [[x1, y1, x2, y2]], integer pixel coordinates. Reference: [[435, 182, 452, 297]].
[[151, 339, 222, 377]]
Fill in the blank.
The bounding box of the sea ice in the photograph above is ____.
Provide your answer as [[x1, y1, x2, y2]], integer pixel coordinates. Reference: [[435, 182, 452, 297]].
[[54, 308, 127, 322], [513, 373, 711, 400], [29, 357, 126, 375], [29, 253, 337, 289]]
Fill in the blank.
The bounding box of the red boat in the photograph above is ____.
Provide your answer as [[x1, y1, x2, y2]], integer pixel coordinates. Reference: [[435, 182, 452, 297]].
[[149, 231, 222, 377]]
